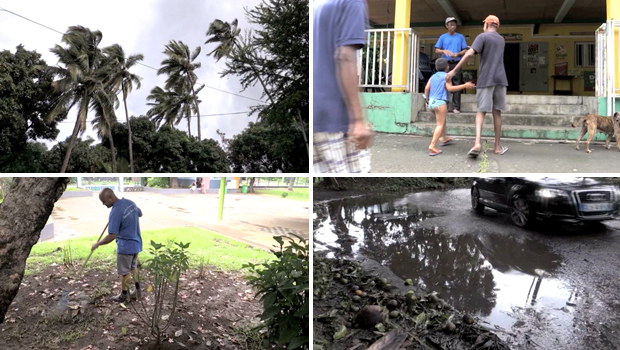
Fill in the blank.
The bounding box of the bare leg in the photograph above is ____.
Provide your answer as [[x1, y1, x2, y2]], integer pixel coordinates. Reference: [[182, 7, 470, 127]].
[[492, 108, 503, 153], [471, 111, 486, 151], [429, 105, 447, 152]]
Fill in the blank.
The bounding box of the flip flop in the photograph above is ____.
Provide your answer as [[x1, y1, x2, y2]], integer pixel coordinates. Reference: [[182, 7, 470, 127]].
[[429, 149, 443, 156], [440, 139, 454, 146], [495, 146, 508, 155], [467, 148, 481, 158]]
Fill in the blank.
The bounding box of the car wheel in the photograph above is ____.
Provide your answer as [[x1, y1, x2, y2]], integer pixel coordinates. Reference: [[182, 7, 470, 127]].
[[511, 196, 532, 227], [471, 187, 485, 213]]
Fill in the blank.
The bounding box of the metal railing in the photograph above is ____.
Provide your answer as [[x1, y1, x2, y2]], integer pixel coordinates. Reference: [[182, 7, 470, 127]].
[[358, 28, 420, 92], [595, 20, 620, 114]]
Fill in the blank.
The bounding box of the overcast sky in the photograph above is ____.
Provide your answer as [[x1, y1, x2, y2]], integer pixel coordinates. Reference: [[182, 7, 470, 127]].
[[0, 0, 266, 148]]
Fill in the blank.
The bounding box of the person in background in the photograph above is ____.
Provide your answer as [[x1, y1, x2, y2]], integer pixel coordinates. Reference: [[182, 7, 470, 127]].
[[425, 58, 475, 156], [446, 15, 508, 157], [418, 47, 433, 93], [435, 17, 469, 114]]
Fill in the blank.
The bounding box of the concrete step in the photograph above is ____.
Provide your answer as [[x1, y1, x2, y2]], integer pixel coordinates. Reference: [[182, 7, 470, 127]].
[[456, 103, 591, 115], [460, 94, 592, 105], [418, 111, 577, 127], [409, 122, 611, 141]]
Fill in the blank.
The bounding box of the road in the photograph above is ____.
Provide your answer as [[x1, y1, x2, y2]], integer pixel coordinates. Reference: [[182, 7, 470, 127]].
[[50, 191, 309, 251], [369, 133, 620, 173], [314, 188, 620, 350]]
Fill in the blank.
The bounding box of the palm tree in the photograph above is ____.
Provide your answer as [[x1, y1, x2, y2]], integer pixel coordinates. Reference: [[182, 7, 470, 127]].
[[157, 40, 203, 140], [90, 88, 118, 172], [47, 25, 115, 173], [102, 44, 144, 173], [205, 19, 308, 154], [146, 84, 204, 135]]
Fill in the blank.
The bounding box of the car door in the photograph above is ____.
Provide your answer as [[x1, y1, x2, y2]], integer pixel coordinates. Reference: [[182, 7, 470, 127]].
[[487, 177, 511, 211]]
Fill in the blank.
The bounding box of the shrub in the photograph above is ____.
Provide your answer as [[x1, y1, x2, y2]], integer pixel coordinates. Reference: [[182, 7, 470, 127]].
[[244, 235, 309, 349], [281, 192, 289, 198], [147, 177, 169, 188], [130, 240, 190, 344]]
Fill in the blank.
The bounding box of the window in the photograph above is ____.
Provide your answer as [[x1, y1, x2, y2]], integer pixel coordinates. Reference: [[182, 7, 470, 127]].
[[575, 42, 595, 67]]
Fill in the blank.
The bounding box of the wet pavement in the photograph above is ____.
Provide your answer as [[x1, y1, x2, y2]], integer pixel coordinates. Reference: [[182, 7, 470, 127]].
[[50, 191, 309, 251], [370, 133, 619, 173], [313, 189, 620, 349]]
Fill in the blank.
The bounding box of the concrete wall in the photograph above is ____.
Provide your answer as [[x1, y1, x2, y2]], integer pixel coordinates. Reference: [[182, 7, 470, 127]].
[[60, 190, 94, 199], [143, 187, 235, 195], [362, 92, 412, 133]]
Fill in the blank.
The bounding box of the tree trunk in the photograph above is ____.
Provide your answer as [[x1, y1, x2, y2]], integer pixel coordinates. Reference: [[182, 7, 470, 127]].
[[0, 177, 69, 323], [287, 177, 295, 192], [169, 177, 178, 189], [122, 82, 135, 173], [60, 118, 82, 173], [107, 126, 117, 173], [186, 111, 192, 138], [189, 77, 201, 141], [248, 177, 256, 193]]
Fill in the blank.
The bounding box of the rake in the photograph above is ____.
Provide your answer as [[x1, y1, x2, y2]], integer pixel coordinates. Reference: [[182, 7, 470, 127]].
[[56, 223, 109, 312]]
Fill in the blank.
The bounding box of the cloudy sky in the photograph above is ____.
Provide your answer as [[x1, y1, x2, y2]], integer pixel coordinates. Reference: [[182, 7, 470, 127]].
[[0, 0, 267, 147]]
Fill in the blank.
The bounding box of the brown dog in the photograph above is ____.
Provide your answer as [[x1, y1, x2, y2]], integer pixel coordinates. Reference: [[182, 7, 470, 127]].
[[571, 113, 620, 153]]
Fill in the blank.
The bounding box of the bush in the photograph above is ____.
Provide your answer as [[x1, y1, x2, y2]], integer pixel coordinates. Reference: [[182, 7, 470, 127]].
[[147, 177, 169, 188], [281, 192, 288, 198], [130, 240, 191, 344], [244, 235, 309, 349]]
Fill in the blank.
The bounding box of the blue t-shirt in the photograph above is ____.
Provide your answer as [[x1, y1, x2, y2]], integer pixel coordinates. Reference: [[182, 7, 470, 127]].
[[429, 71, 449, 101], [313, 0, 368, 133], [109, 198, 143, 255], [435, 33, 468, 61]]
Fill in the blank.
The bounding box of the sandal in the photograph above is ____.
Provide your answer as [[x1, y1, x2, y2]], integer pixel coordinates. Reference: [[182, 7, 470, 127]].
[[467, 148, 481, 158], [440, 139, 454, 147], [495, 146, 508, 155], [429, 149, 443, 156]]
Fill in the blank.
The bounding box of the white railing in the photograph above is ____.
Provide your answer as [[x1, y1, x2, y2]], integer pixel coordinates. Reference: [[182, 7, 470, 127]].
[[358, 28, 419, 92], [595, 20, 620, 114]]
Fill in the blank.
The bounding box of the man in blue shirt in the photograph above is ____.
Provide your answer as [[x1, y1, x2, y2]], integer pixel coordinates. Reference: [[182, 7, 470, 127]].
[[313, 0, 374, 173], [91, 188, 143, 302], [435, 17, 469, 113]]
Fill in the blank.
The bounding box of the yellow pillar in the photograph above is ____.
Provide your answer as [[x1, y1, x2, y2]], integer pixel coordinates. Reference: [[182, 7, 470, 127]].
[[608, 0, 620, 91], [391, 0, 411, 92]]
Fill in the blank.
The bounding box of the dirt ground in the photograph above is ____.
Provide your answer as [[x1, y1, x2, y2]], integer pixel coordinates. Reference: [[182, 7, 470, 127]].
[[0, 262, 262, 350]]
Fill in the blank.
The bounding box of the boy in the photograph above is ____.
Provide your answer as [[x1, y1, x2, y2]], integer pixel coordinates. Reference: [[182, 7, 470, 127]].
[[425, 58, 475, 156]]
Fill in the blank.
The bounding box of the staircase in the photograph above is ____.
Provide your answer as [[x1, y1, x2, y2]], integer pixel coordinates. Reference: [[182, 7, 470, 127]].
[[413, 94, 603, 141]]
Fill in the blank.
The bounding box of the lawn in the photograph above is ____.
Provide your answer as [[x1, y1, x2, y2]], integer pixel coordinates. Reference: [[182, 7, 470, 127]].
[[27, 227, 274, 274], [65, 187, 88, 191], [254, 187, 309, 201]]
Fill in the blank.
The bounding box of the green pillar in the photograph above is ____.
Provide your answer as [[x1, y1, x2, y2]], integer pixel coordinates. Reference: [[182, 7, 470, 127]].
[[218, 177, 226, 220]]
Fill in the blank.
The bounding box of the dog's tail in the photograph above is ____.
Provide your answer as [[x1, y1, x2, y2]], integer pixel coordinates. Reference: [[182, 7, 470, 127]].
[[571, 115, 588, 128]]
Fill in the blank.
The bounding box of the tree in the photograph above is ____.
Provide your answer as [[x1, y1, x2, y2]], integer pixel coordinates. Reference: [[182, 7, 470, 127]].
[[110, 116, 157, 173], [205, 0, 309, 166], [47, 26, 116, 173], [287, 177, 296, 191], [47, 137, 109, 173], [146, 84, 203, 137], [0, 46, 65, 171], [0, 177, 69, 323], [157, 40, 204, 140], [102, 44, 144, 173]]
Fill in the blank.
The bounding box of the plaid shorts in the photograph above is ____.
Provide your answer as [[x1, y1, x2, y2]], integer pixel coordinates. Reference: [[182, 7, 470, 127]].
[[313, 132, 371, 173]]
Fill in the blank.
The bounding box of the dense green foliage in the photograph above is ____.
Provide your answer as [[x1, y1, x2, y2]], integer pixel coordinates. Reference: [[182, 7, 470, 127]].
[[244, 236, 309, 349]]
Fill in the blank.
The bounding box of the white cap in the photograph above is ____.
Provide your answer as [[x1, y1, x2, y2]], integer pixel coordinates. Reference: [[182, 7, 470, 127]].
[[445, 17, 457, 27]]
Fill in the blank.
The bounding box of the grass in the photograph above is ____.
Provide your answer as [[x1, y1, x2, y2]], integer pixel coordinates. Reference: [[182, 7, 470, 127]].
[[64, 187, 88, 191], [253, 187, 309, 201], [477, 142, 491, 173], [27, 227, 274, 274]]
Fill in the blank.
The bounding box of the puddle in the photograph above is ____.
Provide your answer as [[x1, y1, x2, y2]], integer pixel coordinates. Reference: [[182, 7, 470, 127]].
[[314, 194, 577, 334]]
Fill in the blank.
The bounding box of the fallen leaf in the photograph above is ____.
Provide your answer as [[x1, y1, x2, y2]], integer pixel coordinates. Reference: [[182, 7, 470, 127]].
[[147, 285, 153, 293], [122, 327, 127, 335], [175, 329, 183, 337], [119, 303, 127, 309]]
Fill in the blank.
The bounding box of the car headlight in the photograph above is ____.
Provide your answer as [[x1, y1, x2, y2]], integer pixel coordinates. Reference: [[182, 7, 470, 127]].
[[536, 188, 568, 198]]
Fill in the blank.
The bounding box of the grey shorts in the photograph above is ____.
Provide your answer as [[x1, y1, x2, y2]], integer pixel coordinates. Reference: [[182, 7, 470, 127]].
[[476, 85, 507, 113], [117, 253, 138, 275]]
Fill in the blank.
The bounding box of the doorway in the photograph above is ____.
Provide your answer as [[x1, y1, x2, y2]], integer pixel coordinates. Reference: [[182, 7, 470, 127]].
[[504, 43, 520, 92]]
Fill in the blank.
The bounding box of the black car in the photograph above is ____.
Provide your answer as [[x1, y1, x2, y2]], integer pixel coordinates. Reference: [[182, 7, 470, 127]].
[[471, 177, 620, 227]]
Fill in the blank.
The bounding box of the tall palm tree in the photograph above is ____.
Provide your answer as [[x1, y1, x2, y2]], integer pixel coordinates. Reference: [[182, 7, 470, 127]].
[[102, 44, 144, 173], [90, 88, 118, 172], [157, 40, 203, 140], [46, 25, 115, 173], [146, 84, 204, 135], [205, 19, 308, 154]]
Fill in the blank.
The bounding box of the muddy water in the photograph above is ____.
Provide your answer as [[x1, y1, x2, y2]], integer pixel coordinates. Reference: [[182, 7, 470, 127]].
[[314, 193, 577, 335]]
